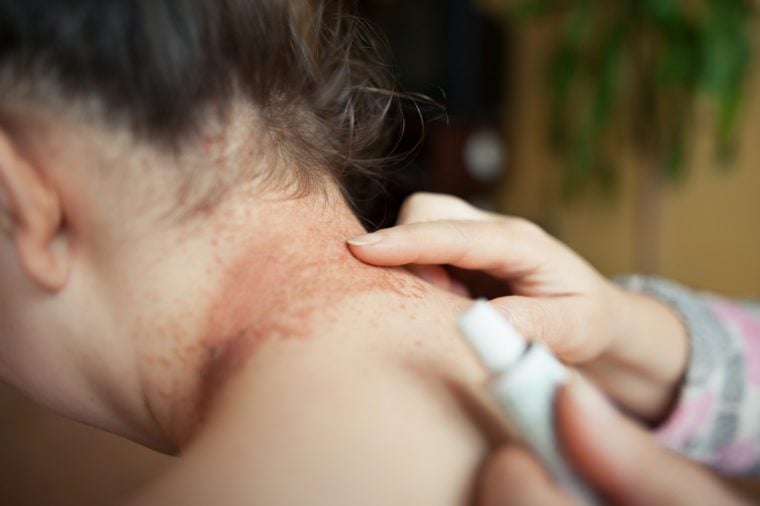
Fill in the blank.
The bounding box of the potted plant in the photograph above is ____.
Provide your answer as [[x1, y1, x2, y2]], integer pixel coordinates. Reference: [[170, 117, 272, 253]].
[[500, 0, 755, 271]]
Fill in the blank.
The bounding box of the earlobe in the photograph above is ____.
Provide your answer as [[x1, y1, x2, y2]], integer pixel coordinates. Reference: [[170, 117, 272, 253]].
[[0, 130, 69, 292]]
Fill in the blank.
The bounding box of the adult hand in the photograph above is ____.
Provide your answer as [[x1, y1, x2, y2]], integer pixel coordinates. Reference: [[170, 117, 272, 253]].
[[348, 193, 688, 422], [479, 377, 748, 506]]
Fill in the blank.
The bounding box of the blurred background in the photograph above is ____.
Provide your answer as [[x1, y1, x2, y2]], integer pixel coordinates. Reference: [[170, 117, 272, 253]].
[[359, 0, 760, 298], [2, 0, 759, 503]]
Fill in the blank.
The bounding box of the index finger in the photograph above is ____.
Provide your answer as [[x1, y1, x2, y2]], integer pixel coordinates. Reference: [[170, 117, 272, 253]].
[[347, 219, 553, 280]]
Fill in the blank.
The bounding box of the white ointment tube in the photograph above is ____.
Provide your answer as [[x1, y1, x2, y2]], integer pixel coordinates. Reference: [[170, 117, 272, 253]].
[[458, 300, 599, 505]]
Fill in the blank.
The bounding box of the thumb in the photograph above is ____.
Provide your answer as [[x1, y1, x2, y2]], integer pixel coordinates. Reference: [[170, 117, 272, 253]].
[[558, 377, 746, 505]]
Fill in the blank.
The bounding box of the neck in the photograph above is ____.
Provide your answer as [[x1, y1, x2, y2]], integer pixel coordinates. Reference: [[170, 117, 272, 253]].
[[192, 197, 440, 431], [138, 188, 485, 451], [129, 190, 505, 505]]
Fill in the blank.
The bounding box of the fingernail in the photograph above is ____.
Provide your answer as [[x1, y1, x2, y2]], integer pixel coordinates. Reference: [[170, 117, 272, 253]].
[[347, 233, 383, 246], [568, 374, 615, 422]]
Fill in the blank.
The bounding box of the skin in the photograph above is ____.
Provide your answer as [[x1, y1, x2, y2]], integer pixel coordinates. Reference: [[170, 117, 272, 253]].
[[0, 105, 508, 504], [348, 193, 743, 503], [479, 377, 747, 505], [0, 103, 717, 504], [348, 193, 690, 423]]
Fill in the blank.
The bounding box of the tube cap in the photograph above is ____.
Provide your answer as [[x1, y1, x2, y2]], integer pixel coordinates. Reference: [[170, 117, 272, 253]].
[[458, 300, 527, 373]]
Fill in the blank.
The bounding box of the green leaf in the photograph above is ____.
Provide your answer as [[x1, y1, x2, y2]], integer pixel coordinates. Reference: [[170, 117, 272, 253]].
[[655, 19, 699, 88], [510, 0, 561, 18], [510, 0, 754, 195], [642, 0, 679, 23]]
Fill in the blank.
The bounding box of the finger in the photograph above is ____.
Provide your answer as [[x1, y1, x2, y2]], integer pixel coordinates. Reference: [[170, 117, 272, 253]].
[[479, 446, 573, 506], [396, 192, 491, 224], [558, 377, 746, 506], [347, 219, 557, 281]]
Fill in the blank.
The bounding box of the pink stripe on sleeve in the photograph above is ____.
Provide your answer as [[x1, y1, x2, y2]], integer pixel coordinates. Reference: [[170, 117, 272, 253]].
[[656, 392, 716, 449], [710, 301, 760, 385]]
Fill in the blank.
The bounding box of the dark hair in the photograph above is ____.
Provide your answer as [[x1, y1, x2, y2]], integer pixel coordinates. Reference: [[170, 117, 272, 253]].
[[0, 0, 401, 200]]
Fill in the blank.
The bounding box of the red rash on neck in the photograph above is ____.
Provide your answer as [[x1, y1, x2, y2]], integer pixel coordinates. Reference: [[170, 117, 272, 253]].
[[194, 209, 427, 420]]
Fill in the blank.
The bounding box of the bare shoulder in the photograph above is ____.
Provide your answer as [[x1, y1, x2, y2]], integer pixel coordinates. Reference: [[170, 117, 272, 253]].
[[128, 320, 494, 506]]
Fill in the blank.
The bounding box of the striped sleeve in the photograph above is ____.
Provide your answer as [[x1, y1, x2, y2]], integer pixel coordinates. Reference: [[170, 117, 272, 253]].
[[617, 276, 760, 476]]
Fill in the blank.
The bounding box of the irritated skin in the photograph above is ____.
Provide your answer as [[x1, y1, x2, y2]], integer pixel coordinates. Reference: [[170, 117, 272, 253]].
[[0, 115, 500, 505], [197, 198, 430, 417], [124, 187, 504, 505]]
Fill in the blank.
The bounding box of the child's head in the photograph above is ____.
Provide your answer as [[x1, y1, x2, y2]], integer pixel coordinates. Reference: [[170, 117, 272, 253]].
[[0, 0, 396, 448]]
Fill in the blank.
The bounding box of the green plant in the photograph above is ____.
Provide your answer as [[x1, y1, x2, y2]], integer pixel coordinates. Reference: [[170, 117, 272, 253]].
[[509, 0, 755, 196]]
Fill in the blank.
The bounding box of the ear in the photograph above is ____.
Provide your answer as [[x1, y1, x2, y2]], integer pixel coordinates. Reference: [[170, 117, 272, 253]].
[[0, 129, 69, 292]]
